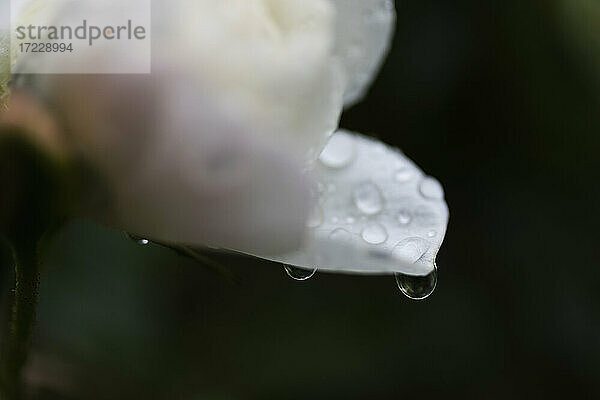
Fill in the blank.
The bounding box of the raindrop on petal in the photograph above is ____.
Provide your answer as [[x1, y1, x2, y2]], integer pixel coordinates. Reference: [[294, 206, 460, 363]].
[[395, 264, 438, 300], [397, 209, 412, 225], [329, 228, 353, 243], [393, 168, 413, 183], [361, 223, 388, 244], [284, 265, 317, 281], [353, 181, 384, 215], [319, 132, 357, 169], [306, 206, 324, 228], [419, 177, 444, 200]]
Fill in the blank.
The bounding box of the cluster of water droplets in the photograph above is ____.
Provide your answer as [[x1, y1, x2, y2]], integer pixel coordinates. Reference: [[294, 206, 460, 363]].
[[126, 231, 436, 300], [126, 130, 442, 300], [279, 131, 445, 300], [282, 263, 437, 301]]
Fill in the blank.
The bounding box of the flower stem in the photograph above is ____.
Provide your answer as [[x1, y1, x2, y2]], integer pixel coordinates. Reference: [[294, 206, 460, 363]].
[[1, 241, 40, 400]]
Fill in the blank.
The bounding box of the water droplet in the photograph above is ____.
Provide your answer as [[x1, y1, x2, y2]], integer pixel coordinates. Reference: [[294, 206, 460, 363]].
[[391, 237, 430, 264], [427, 230, 437, 238], [319, 133, 357, 169], [126, 233, 150, 245], [284, 265, 316, 281], [393, 168, 413, 183], [397, 209, 412, 225], [419, 177, 444, 200], [330, 216, 340, 224], [361, 223, 388, 244], [329, 228, 354, 243], [306, 206, 324, 228], [345, 216, 356, 224], [353, 182, 384, 215], [395, 264, 438, 300]]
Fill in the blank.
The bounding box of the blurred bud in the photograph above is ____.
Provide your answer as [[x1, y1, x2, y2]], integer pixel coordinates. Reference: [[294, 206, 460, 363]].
[[557, 0, 600, 91]]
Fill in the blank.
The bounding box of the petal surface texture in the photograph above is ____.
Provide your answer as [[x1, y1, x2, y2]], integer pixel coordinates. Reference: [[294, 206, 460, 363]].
[[331, 0, 396, 107], [242, 130, 449, 276]]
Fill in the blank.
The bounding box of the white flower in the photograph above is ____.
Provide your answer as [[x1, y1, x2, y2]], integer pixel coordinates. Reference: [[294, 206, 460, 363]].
[[3, 0, 448, 276]]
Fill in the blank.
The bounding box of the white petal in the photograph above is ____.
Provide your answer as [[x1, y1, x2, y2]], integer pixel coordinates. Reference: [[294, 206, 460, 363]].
[[331, 0, 396, 107], [116, 132, 313, 255], [8, 0, 341, 252], [52, 74, 312, 255], [240, 130, 449, 276], [17, 0, 343, 161], [156, 0, 343, 160]]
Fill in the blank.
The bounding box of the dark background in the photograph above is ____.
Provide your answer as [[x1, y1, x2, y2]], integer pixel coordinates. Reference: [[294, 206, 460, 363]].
[[2, 0, 600, 398]]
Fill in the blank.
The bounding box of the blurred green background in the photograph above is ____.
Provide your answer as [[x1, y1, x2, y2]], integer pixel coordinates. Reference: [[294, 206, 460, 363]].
[[2, 0, 600, 398]]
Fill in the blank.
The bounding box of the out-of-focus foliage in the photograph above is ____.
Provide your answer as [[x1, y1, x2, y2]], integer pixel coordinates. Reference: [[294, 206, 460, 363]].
[[557, 0, 600, 91]]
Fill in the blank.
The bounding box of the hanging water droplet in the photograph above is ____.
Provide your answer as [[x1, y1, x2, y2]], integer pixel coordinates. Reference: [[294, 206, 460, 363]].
[[319, 132, 357, 169], [427, 230, 437, 238], [353, 181, 384, 215], [419, 177, 444, 200], [361, 223, 388, 244], [396, 209, 412, 225], [284, 265, 316, 281], [393, 167, 413, 183], [395, 264, 438, 300], [126, 233, 150, 245]]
